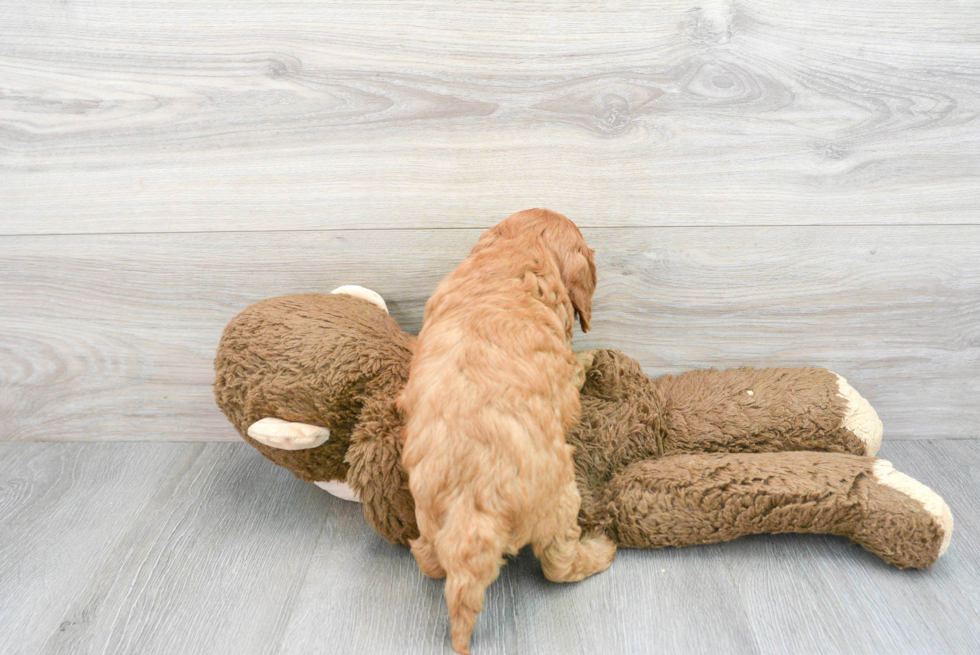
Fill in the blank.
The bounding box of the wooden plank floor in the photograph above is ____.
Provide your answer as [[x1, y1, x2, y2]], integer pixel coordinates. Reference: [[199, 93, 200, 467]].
[[1, 439, 977, 655]]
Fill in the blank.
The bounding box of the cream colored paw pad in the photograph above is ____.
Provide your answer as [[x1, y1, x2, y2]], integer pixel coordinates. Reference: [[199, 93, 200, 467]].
[[331, 285, 388, 313], [834, 374, 883, 456], [247, 418, 330, 450], [315, 480, 362, 503], [873, 459, 954, 556]]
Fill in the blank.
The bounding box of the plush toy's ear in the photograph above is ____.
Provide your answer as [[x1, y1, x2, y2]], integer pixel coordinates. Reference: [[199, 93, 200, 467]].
[[562, 246, 596, 332], [331, 285, 388, 313]]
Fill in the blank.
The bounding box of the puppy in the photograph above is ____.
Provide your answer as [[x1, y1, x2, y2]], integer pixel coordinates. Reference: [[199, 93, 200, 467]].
[[399, 208, 616, 654]]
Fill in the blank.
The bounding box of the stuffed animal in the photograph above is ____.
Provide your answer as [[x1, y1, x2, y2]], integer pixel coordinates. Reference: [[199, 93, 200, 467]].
[[214, 286, 953, 570]]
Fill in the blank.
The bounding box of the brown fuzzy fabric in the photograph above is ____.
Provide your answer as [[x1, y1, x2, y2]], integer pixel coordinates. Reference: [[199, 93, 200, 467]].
[[604, 452, 944, 568], [214, 293, 414, 483], [347, 395, 419, 546], [214, 293, 950, 569], [567, 350, 866, 534]]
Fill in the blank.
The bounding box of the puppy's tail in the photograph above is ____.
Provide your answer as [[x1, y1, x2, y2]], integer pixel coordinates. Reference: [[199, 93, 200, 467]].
[[435, 507, 506, 655]]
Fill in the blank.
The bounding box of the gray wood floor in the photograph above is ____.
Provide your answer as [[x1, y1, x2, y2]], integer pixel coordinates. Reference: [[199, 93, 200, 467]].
[[2, 439, 978, 655]]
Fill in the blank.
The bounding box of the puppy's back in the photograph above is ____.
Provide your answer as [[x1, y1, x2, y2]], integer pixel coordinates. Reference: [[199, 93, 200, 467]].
[[400, 209, 612, 654]]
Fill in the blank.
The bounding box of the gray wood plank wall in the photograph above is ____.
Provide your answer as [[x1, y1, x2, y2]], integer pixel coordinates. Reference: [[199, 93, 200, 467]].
[[2, 0, 978, 442]]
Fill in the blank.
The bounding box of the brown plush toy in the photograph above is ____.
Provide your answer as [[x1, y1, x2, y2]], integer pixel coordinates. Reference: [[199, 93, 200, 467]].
[[214, 286, 953, 573]]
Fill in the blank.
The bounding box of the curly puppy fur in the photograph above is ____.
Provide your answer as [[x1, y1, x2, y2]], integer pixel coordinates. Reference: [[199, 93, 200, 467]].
[[398, 209, 616, 654]]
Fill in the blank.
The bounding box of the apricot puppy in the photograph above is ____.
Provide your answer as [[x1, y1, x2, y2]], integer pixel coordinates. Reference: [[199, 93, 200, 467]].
[[399, 209, 616, 654]]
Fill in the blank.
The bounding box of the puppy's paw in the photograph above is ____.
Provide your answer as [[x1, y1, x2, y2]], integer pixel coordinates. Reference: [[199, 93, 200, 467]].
[[247, 418, 330, 450], [543, 533, 617, 583], [576, 533, 617, 578], [573, 350, 597, 390]]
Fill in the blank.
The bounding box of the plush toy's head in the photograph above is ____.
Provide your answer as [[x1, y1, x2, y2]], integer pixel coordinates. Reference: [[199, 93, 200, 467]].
[[213, 290, 413, 485]]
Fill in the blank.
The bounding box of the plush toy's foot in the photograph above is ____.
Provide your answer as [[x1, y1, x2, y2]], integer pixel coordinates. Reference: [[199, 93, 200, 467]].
[[247, 418, 331, 450], [314, 480, 362, 503], [832, 373, 883, 456], [862, 459, 953, 562], [331, 285, 388, 313]]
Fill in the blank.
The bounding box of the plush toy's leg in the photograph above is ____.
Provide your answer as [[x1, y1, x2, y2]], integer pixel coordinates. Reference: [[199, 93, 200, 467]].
[[330, 285, 388, 313], [247, 417, 330, 450], [606, 452, 952, 569], [652, 367, 883, 456]]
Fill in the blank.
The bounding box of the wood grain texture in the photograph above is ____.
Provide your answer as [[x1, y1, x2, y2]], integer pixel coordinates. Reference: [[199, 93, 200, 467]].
[[0, 443, 192, 655], [275, 486, 517, 655], [1, 441, 977, 654], [1, 226, 977, 442], [2, 0, 979, 233], [36, 443, 330, 655]]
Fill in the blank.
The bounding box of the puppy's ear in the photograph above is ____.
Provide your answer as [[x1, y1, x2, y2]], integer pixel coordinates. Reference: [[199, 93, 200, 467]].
[[564, 247, 596, 332]]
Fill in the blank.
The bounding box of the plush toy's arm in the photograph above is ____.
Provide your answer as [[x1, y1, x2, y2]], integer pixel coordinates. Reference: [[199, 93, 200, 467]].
[[602, 451, 952, 569], [345, 395, 419, 546], [652, 367, 883, 457], [581, 350, 882, 458]]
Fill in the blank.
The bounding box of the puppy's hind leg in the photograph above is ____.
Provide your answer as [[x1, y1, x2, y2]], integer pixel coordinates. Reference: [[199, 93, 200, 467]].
[[409, 533, 446, 579], [437, 510, 506, 655], [533, 482, 616, 583], [409, 505, 447, 578]]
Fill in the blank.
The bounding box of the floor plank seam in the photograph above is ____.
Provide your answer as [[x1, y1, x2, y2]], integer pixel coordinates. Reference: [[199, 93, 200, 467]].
[[268, 500, 333, 655], [3, 222, 980, 239]]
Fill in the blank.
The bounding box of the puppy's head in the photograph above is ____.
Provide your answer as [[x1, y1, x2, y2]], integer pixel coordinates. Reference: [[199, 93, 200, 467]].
[[475, 208, 597, 331]]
